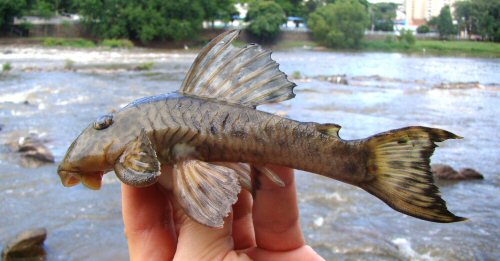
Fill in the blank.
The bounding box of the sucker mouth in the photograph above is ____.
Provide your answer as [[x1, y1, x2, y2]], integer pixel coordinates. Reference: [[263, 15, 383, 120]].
[[58, 168, 104, 190]]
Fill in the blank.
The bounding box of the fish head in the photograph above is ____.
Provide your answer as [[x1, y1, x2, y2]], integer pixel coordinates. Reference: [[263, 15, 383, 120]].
[[58, 111, 141, 190]]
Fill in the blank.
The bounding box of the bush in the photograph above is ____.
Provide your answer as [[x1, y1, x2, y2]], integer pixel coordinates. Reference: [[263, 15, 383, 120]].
[[308, 0, 369, 48], [246, 1, 287, 41], [384, 35, 396, 43], [417, 24, 430, 34], [78, 0, 204, 44], [2, 63, 12, 72], [100, 39, 134, 48], [42, 38, 96, 48], [398, 29, 416, 47], [134, 62, 155, 71]]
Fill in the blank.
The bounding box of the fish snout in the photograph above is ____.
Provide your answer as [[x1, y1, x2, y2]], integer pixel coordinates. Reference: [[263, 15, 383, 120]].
[[57, 164, 104, 190]]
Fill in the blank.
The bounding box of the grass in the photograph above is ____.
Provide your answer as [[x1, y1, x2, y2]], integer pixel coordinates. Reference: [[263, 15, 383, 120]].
[[362, 39, 500, 57], [41, 38, 135, 48], [274, 40, 318, 49], [134, 62, 155, 71], [100, 39, 134, 48], [2, 62, 12, 72], [42, 37, 96, 48]]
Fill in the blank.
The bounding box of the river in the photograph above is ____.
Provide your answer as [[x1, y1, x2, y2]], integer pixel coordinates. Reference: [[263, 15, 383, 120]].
[[0, 46, 499, 260]]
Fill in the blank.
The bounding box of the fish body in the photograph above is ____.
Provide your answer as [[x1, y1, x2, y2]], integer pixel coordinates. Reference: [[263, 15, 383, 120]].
[[58, 30, 465, 228]]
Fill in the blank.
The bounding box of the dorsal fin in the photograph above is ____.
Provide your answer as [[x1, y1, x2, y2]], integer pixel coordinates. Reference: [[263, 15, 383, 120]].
[[179, 30, 296, 108], [317, 123, 342, 138]]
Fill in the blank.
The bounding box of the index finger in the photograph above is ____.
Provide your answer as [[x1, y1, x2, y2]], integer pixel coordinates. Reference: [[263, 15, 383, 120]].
[[252, 166, 305, 251], [122, 183, 177, 261]]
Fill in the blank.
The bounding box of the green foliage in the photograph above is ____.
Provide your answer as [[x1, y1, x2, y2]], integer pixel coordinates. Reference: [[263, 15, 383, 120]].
[[308, 0, 369, 48], [371, 3, 397, 31], [201, 0, 237, 27], [437, 5, 456, 39], [384, 35, 396, 43], [417, 25, 430, 34], [78, 0, 204, 44], [31, 0, 55, 19], [100, 39, 134, 48], [275, 0, 307, 17], [134, 62, 155, 71], [0, 0, 26, 30], [246, 1, 287, 41], [42, 37, 96, 48], [455, 0, 500, 42], [362, 39, 500, 57], [398, 29, 416, 47], [2, 62, 12, 72]]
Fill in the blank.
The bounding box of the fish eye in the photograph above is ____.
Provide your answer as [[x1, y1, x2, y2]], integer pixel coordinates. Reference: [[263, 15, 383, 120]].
[[93, 114, 114, 130]]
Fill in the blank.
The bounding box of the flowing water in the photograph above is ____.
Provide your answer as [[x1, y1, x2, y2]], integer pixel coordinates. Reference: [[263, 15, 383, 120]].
[[0, 46, 499, 260]]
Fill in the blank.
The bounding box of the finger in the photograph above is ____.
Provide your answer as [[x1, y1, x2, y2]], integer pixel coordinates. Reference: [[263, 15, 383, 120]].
[[252, 166, 305, 251], [122, 184, 176, 261], [232, 189, 256, 250], [246, 245, 325, 261], [172, 199, 235, 260]]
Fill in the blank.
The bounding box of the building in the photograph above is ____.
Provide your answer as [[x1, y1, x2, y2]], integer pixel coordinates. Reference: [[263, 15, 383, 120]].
[[404, 0, 462, 27]]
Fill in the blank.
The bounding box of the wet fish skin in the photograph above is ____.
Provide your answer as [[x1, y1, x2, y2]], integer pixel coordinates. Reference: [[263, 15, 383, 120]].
[[58, 30, 466, 227], [123, 94, 368, 184]]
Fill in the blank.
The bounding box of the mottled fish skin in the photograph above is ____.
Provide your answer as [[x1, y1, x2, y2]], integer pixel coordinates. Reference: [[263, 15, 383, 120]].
[[123, 93, 369, 185], [58, 30, 465, 226]]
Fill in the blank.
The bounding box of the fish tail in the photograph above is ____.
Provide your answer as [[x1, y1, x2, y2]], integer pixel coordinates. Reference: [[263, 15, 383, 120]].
[[360, 126, 466, 223]]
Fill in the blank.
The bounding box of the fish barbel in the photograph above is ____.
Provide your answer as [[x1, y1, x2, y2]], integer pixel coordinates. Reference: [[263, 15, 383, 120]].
[[57, 30, 466, 227]]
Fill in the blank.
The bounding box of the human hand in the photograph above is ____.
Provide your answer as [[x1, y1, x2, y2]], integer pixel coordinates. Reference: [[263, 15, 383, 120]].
[[122, 165, 324, 261]]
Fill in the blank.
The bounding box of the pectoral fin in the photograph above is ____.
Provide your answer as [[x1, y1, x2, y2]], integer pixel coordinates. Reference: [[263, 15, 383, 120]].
[[173, 159, 241, 228], [114, 129, 160, 187]]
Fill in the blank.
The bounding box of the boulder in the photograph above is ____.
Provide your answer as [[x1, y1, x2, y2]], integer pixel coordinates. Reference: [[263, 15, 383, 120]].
[[1, 228, 47, 261], [432, 164, 484, 180], [433, 82, 483, 89], [458, 168, 484, 180], [16, 136, 54, 163], [431, 164, 459, 180], [327, 74, 348, 85]]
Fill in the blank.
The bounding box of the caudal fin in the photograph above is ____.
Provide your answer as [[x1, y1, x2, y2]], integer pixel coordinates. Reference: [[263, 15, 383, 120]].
[[360, 127, 466, 223]]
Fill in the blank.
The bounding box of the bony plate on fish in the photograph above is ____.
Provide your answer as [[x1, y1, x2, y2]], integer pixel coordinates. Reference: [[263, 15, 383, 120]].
[[58, 30, 466, 228]]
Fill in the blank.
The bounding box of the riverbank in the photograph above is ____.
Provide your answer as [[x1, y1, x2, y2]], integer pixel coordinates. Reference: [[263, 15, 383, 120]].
[[1, 36, 499, 58], [361, 39, 500, 58]]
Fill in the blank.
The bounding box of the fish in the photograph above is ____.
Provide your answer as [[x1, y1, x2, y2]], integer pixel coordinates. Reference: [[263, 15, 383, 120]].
[[57, 30, 466, 228]]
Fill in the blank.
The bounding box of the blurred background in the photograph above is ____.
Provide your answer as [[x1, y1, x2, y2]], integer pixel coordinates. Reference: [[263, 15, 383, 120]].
[[1, 0, 499, 260]]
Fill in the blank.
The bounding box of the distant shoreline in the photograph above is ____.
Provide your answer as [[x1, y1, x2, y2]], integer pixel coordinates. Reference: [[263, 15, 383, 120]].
[[1, 36, 499, 58]]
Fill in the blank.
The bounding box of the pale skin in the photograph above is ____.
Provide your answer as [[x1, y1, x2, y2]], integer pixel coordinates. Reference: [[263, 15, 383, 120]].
[[122, 165, 325, 261]]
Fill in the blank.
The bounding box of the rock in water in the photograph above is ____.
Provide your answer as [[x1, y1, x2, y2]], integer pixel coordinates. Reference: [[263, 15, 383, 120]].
[[17, 136, 54, 163], [431, 164, 459, 180], [1, 228, 47, 261], [458, 168, 484, 180], [432, 164, 484, 180]]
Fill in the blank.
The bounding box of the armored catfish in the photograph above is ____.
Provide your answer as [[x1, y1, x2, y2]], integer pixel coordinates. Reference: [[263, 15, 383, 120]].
[[57, 30, 465, 228]]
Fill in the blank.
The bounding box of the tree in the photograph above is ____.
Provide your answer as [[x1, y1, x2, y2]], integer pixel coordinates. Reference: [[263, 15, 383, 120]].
[[245, 1, 287, 41], [201, 0, 237, 28], [371, 3, 397, 31], [454, 0, 477, 39], [0, 0, 26, 31], [78, 0, 204, 44], [436, 5, 456, 39], [454, 0, 500, 42], [416, 24, 430, 34], [308, 0, 369, 48]]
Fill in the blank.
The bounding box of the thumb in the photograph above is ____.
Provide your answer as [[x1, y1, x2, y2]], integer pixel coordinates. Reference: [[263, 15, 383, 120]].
[[172, 203, 235, 261]]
